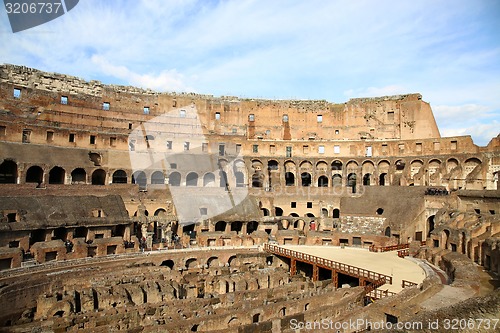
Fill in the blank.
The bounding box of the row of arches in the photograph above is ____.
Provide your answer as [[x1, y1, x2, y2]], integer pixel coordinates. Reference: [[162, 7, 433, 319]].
[[2, 156, 494, 189], [130, 170, 245, 188], [0, 162, 109, 185], [159, 255, 238, 270]]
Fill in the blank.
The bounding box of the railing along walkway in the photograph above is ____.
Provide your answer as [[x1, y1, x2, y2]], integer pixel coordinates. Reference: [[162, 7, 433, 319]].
[[263, 244, 392, 285], [369, 240, 426, 253]]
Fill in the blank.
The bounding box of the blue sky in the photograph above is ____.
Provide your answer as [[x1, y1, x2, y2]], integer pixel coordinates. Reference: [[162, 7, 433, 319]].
[[1, 0, 499, 145]]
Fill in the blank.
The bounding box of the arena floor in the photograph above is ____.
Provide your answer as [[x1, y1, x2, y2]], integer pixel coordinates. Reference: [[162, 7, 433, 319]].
[[281, 245, 427, 293]]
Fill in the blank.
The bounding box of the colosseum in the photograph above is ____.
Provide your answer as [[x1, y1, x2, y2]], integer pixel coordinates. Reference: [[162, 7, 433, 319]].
[[0, 64, 498, 332]]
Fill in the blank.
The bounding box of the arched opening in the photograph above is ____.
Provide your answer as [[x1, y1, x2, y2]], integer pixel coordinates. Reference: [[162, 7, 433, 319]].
[[289, 213, 299, 217], [252, 173, 263, 187], [332, 209, 340, 219], [207, 257, 219, 268], [91, 169, 106, 185], [26, 165, 43, 184], [0, 160, 17, 183], [275, 207, 283, 216], [442, 229, 450, 249], [321, 208, 328, 217], [168, 172, 181, 186], [363, 173, 371, 186], [252, 313, 261, 323], [235, 171, 245, 187], [215, 221, 226, 232], [268, 160, 279, 170], [154, 208, 166, 217], [427, 215, 435, 237], [132, 171, 147, 188], [247, 221, 258, 234], [71, 168, 86, 184], [203, 173, 215, 187], [261, 208, 270, 216], [48, 166, 65, 184], [112, 170, 127, 184], [230, 221, 243, 233], [306, 213, 315, 217], [317, 175, 328, 187], [384, 226, 391, 237], [376, 208, 384, 215], [160, 259, 175, 269], [151, 171, 165, 184], [186, 172, 198, 186], [461, 231, 466, 254], [185, 258, 197, 269], [379, 173, 387, 186], [332, 174, 342, 186], [331, 160, 343, 171], [285, 172, 295, 186], [301, 172, 311, 186], [347, 173, 357, 193]]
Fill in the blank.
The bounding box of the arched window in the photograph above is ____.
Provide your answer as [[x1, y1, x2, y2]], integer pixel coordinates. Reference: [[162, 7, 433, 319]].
[[331, 161, 343, 171], [48, 166, 65, 184], [91, 169, 106, 185], [317, 175, 328, 187], [285, 172, 295, 186], [252, 173, 263, 187], [203, 173, 215, 187], [235, 171, 245, 187], [151, 171, 165, 184], [301, 172, 311, 186], [168, 172, 181, 186], [112, 170, 127, 184], [379, 173, 387, 186], [132, 171, 147, 188], [347, 173, 357, 193], [186, 172, 199, 186], [275, 207, 283, 216], [332, 174, 342, 186], [71, 168, 86, 184], [215, 221, 226, 232], [0, 160, 17, 183], [154, 208, 166, 216], [332, 208, 340, 219], [26, 166, 43, 183], [363, 173, 371, 186]]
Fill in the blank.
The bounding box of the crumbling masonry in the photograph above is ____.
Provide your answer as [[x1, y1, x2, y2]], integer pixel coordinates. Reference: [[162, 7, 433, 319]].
[[0, 64, 498, 332]]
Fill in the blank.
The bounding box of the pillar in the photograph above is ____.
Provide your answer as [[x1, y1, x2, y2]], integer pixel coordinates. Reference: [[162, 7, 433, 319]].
[[290, 259, 296, 276], [312, 265, 319, 281]]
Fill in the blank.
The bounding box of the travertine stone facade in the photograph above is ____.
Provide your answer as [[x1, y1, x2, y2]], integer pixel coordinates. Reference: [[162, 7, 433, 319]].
[[0, 64, 498, 332]]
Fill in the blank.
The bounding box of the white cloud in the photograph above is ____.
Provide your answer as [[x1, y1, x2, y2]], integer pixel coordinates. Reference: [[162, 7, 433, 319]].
[[441, 122, 499, 146], [91, 55, 193, 92], [433, 104, 494, 126]]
